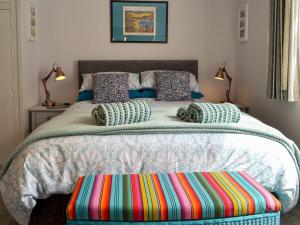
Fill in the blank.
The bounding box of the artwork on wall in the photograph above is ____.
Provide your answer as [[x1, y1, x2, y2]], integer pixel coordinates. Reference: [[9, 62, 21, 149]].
[[238, 3, 248, 43], [111, 1, 168, 43], [28, 1, 37, 41]]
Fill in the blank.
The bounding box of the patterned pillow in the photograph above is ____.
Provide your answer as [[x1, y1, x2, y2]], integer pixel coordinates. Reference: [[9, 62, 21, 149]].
[[93, 73, 129, 103], [155, 71, 191, 101], [141, 70, 200, 92], [80, 72, 141, 92]]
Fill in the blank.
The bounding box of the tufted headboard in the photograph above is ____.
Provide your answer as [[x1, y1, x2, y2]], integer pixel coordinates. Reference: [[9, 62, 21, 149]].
[[78, 60, 198, 88]]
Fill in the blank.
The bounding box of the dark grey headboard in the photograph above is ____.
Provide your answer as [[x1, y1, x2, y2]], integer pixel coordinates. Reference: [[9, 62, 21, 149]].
[[78, 60, 198, 88]]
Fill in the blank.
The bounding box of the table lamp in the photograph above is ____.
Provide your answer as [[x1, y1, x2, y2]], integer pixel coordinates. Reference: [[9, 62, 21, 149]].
[[214, 62, 232, 103], [42, 63, 66, 108]]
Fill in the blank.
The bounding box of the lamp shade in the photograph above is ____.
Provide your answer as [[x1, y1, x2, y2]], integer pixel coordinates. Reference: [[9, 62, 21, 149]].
[[214, 68, 225, 80], [55, 66, 66, 81]]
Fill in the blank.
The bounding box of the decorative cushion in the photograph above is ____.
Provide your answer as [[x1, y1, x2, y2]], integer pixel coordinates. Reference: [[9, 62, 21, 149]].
[[140, 89, 157, 98], [155, 71, 191, 101], [192, 91, 204, 99], [140, 89, 205, 99], [93, 73, 129, 103], [77, 90, 143, 102], [77, 90, 94, 101], [141, 70, 200, 92], [67, 172, 281, 222], [80, 72, 141, 92], [128, 90, 143, 99], [77, 90, 204, 101]]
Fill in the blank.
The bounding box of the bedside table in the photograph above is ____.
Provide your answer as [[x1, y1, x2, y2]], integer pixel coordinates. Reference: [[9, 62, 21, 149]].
[[234, 103, 249, 113], [29, 105, 68, 132]]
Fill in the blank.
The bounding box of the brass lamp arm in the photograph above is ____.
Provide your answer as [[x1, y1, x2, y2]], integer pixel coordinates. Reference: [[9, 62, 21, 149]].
[[223, 68, 232, 103], [41, 63, 59, 107], [41, 63, 58, 83], [223, 68, 232, 82], [213, 62, 233, 103]]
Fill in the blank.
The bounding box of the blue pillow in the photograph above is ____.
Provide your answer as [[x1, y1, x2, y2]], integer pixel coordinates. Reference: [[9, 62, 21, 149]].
[[140, 89, 204, 99], [140, 89, 157, 98], [77, 89, 204, 101], [129, 90, 143, 99], [77, 90, 143, 102], [77, 90, 93, 101], [191, 91, 204, 99]]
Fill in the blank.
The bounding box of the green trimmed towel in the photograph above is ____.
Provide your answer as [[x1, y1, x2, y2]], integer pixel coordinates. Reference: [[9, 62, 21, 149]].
[[176, 106, 188, 119], [92, 101, 151, 126], [178, 103, 241, 123]]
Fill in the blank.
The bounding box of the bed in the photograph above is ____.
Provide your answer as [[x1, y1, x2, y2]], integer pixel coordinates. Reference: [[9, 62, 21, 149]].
[[0, 60, 299, 225]]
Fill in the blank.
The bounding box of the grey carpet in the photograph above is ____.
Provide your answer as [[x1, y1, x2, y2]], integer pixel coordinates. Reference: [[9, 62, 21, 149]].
[[281, 202, 300, 225], [0, 197, 18, 225], [0, 196, 299, 225]]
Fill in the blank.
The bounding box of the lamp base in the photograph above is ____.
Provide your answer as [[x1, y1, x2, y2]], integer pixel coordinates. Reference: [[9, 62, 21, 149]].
[[42, 99, 56, 108], [42, 98, 70, 109], [46, 103, 70, 109], [220, 100, 232, 103]]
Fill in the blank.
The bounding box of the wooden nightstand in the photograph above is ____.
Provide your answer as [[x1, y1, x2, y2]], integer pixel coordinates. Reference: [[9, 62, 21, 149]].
[[29, 105, 68, 132], [234, 103, 249, 113]]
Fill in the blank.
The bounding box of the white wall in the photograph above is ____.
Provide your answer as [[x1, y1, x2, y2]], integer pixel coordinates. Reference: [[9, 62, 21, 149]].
[[17, 0, 300, 147], [236, 0, 300, 146], [38, 0, 237, 104], [19, 0, 40, 136]]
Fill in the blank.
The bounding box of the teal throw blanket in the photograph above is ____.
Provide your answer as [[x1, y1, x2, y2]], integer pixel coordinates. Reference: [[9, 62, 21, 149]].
[[178, 103, 241, 123], [0, 102, 299, 179], [92, 101, 151, 126]]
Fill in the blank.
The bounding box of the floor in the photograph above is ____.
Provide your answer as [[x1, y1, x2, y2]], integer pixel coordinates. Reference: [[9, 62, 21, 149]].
[[0, 197, 18, 225], [0, 196, 299, 225]]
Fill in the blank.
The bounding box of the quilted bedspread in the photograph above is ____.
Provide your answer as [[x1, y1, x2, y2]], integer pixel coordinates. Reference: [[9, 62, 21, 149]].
[[0, 100, 299, 225]]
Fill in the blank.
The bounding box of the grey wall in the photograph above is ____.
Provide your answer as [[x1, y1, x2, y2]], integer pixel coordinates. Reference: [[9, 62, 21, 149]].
[[17, 0, 300, 147], [19, 0, 40, 136], [236, 0, 300, 146], [38, 0, 238, 104]]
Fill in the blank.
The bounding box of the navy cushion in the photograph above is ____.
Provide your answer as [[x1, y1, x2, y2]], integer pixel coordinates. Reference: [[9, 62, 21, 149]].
[[77, 90, 143, 102], [191, 91, 204, 99], [77, 89, 204, 101], [140, 89, 204, 99], [77, 90, 94, 101]]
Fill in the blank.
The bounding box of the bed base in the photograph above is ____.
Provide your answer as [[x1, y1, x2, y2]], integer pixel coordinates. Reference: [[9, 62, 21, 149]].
[[30, 194, 280, 225], [29, 195, 71, 225]]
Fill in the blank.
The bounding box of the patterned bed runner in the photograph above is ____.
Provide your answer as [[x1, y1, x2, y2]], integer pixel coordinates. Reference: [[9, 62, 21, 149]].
[[67, 171, 281, 222]]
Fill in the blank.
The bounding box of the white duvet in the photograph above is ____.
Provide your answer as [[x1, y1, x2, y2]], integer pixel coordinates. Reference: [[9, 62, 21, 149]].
[[0, 100, 299, 225]]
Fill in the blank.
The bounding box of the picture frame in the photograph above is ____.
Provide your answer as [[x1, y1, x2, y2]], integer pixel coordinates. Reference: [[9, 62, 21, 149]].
[[238, 3, 248, 43], [111, 1, 168, 43], [28, 0, 37, 42]]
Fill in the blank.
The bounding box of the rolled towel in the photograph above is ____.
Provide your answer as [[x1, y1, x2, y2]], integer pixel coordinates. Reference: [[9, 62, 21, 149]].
[[177, 103, 241, 123], [176, 106, 188, 119], [92, 101, 151, 126]]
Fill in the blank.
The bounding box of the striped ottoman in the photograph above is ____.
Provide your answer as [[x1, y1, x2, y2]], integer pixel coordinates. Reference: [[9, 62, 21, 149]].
[[67, 172, 281, 225]]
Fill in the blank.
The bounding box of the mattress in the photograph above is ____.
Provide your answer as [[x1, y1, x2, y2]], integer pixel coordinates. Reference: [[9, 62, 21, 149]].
[[0, 100, 299, 225]]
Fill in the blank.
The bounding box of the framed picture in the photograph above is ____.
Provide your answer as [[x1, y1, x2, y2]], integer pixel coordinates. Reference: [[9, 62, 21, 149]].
[[238, 3, 248, 43], [111, 1, 168, 43], [28, 1, 37, 41]]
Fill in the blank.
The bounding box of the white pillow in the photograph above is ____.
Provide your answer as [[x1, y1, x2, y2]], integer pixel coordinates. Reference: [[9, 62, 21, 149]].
[[141, 70, 200, 92], [79, 72, 142, 92]]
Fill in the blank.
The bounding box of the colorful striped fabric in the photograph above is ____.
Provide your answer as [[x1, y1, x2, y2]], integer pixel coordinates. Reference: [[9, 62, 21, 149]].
[[67, 172, 281, 222]]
